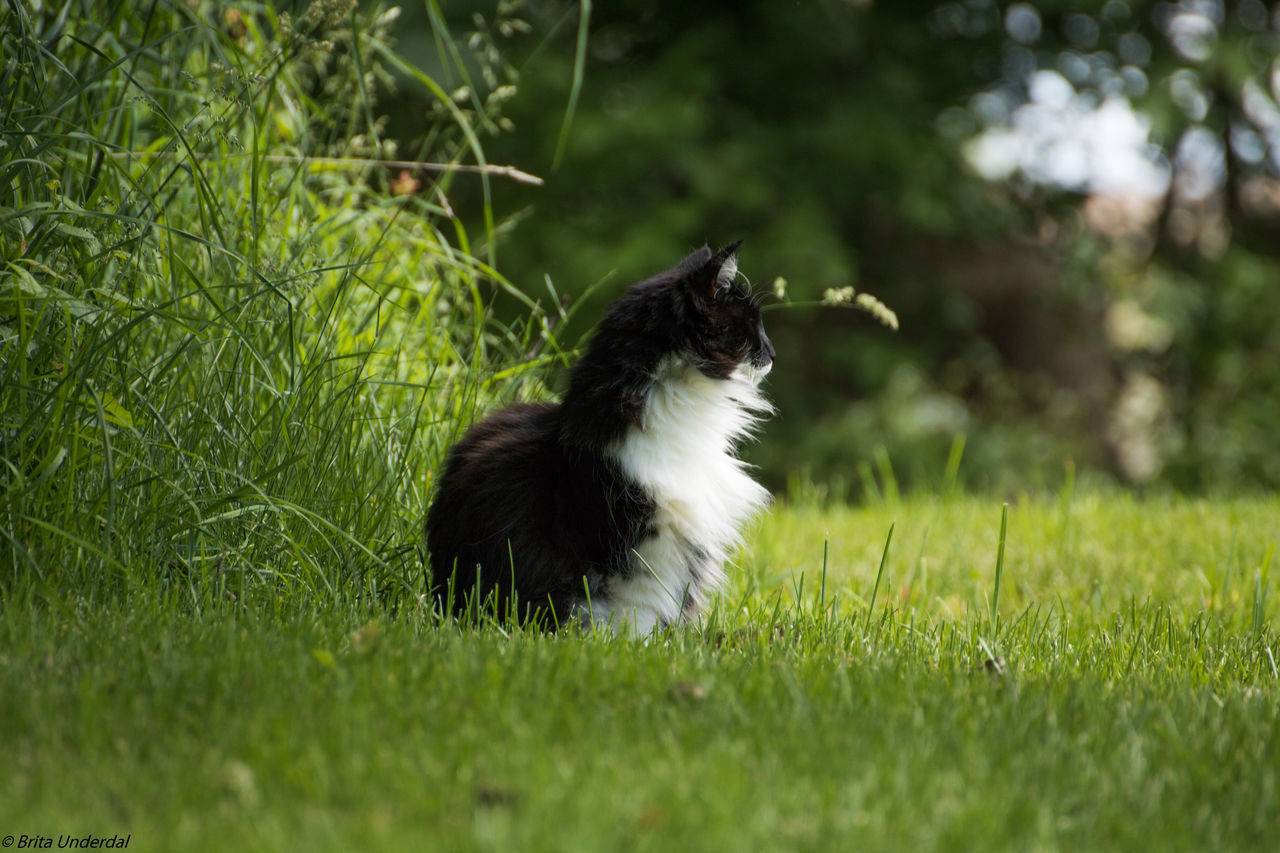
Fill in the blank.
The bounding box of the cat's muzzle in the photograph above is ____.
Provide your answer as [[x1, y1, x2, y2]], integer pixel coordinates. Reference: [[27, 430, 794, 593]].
[[738, 361, 772, 384]]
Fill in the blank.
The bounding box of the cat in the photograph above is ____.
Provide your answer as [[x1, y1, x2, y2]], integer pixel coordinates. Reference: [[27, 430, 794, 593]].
[[425, 243, 774, 633]]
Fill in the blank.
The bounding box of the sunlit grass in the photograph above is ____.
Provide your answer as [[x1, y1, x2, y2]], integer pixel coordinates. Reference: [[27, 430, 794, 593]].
[[746, 489, 1280, 627]]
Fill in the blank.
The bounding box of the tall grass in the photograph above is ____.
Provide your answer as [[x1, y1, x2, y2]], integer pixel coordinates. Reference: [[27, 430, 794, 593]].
[[0, 1, 548, 607]]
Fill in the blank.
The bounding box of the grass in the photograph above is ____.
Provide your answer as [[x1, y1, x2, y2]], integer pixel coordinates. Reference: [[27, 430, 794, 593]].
[[4, 5, 1279, 851], [1, 0, 555, 602], [3, 492, 1279, 851]]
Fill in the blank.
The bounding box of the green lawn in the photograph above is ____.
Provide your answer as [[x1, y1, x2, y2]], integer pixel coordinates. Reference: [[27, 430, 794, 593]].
[[10, 7, 1277, 849], [3, 493, 1278, 851]]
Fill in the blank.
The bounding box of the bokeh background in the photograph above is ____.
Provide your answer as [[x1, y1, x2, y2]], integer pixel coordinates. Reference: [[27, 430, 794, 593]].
[[381, 0, 1280, 495]]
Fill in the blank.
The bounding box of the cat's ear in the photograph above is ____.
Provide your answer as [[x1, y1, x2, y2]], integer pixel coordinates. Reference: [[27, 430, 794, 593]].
[[689, 240, 742, 300]]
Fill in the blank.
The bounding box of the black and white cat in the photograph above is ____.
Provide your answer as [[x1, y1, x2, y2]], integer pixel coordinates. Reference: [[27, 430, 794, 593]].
[[426, 243, 774, 632]]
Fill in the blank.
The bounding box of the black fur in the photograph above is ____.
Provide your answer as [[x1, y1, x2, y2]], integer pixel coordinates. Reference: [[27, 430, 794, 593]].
[[425, 245, 774, 626]]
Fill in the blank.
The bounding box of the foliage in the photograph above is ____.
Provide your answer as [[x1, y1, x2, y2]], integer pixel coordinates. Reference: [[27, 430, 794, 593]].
[[0, 0, 546, 600], [948, 0, 1280, 489], [3, 493, 1279, 849], [424, 0, 1280, 494]]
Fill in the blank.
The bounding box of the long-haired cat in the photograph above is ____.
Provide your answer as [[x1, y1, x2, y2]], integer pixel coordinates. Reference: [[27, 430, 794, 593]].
[[426, 243, 774, 632]]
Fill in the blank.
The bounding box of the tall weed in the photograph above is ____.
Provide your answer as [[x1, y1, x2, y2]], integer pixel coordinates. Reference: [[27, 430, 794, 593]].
[[0, 1, 545, 606]]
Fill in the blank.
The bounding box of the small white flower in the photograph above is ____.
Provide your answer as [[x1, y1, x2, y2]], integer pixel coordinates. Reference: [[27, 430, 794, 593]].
[[821, 286, 855, 306], [855, 293, 899, 330]]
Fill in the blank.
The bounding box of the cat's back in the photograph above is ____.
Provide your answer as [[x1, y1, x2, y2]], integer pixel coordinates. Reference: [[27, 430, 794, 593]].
[[428, 402, 559, 513], [425, 401, 567, 614], [442, 402, 557, 460]]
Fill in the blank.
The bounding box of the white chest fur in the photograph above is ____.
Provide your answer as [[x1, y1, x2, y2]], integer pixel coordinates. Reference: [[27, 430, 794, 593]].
[[589, 359, 771, 633]]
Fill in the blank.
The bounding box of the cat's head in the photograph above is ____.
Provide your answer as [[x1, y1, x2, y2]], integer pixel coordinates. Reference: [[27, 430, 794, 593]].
[[674, 242, 775, 383], [562, 242, 774, 445]]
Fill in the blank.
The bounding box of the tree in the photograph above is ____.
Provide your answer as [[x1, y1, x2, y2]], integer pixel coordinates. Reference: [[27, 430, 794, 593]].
[[397, 0, 1280, 492]]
